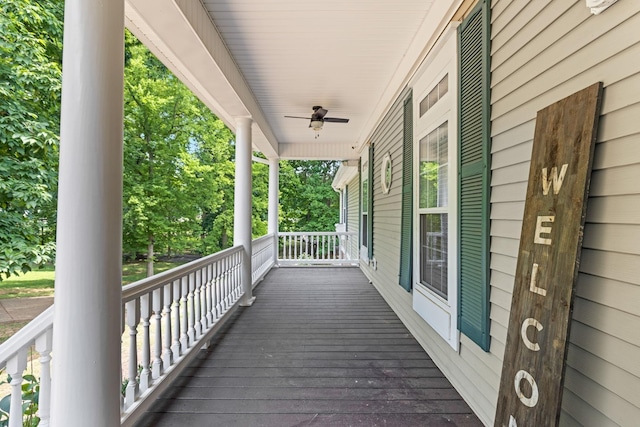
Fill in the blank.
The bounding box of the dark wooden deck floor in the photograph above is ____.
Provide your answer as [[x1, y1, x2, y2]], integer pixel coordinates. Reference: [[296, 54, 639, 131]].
[[137, 267, 483, 427]]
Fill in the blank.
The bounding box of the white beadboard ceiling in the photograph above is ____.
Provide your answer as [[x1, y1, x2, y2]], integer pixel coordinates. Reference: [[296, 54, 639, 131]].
[[126, 0, 457, 159]]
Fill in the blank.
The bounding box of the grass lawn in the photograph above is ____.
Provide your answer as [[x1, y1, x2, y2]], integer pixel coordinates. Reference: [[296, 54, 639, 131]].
[[121, 261, 186, 285], [0, 265, 56, 299], [0, 261, 186, 299]]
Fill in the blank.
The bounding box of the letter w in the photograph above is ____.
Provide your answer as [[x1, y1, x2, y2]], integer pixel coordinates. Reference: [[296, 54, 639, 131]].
[[542, 164, 568, 195]]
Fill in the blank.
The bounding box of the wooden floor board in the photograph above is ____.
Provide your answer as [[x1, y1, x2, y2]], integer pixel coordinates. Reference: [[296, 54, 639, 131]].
[[136, 267, 482, 427]]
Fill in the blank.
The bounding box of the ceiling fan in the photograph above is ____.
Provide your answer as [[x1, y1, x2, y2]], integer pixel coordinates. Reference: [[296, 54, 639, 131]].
[[285, 106, 349, 138]]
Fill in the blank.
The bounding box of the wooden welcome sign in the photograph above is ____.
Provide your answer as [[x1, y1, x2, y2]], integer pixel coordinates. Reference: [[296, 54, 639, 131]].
[[494, 82, 603, 427]]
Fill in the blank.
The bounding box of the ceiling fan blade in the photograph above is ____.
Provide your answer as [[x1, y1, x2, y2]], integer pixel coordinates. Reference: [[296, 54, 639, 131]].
[[323, 117, 349, 123], [311, 107, 328, 120], [284, 115, 312, 120]]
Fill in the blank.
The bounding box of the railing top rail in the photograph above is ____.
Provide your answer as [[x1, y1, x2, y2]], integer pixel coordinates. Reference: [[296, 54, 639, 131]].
[[0, 306, 53, 364], [279, 231, 357, 236], [252, 233, 275, 245], [122, 245, 243, 302]]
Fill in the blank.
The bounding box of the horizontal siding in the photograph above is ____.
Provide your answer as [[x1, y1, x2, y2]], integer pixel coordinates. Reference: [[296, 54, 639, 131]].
[[490, 0, 640, 425], [344, 176, 360, 260]]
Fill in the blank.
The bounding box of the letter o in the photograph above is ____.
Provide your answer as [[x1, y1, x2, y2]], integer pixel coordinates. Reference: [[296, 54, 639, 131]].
[[514, 370, 539, 408]]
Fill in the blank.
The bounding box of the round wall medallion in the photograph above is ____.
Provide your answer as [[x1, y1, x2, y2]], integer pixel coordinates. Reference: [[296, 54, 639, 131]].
[[381, 152, 392, 194]]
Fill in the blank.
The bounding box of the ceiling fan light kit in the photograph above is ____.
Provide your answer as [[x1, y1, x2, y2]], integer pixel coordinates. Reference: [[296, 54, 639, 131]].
[[285, 106, 349, 139]]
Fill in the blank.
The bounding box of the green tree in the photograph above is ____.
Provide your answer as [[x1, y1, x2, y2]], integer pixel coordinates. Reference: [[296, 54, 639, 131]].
[[279, 160, 340, 232], [123, 32, 269, 274], [123, 32, 231, 274], [0, 0, 63, 279]]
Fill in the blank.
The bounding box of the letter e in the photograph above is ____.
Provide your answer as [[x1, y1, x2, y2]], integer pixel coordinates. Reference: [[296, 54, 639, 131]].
[[534, 215, 554, 245]]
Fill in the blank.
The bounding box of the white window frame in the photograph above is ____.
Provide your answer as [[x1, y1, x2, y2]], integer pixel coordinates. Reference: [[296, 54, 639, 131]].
[[411, 23, 460, 351], [360, 149, 370, 262]]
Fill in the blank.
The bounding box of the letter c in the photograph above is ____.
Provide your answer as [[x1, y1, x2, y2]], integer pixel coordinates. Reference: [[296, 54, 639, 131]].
[[520, 318, 543, 351]]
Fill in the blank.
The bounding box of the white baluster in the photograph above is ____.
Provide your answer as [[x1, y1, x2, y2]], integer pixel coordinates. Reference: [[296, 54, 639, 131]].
[[236, 252, 242, 297], [324, 235, 329, 259], [205, 264, 213, 327], [35, 329, 52, 427], [139, 293, 151, 392], [125, 299, 140, 408], [232, 254, 238, 299], [222, 257, 229, 310], [171, 279, 181, 361], [199, 267, 208, 331], [282, 235, 287, 260], [7, 349, 27, 427], [231, 254, 238, 300], [194, 270, 202, 338], [162, 284, 173, 368], [180, 275, 188, 353], [187, 273, 196, 345], [214, 261, 221, 318], [152, 288, 163, 378]]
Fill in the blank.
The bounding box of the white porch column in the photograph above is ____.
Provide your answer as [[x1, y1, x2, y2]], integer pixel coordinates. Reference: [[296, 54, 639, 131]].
[[268, 157, 279, 264], [51, 0, 124, 426], [234, 117, 255, 305]]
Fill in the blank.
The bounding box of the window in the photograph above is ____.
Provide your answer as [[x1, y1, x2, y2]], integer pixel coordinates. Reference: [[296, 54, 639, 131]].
[[360, 147, 373, 261], [411, 23, 459, 351], [419, 123, 449, 298], [419, 74, 449, 117]]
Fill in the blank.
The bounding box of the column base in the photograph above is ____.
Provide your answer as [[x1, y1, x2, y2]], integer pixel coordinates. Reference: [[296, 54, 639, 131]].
[[240, 296, 256, 307]]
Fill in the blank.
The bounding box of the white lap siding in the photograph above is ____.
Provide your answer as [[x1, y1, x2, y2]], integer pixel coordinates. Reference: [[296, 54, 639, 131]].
[[491, 0, 640, 425]]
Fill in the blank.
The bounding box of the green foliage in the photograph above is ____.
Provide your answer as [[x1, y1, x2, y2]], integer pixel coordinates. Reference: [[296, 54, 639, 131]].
[[2, 5, 340, 273], [0, 0, 63, 279], [0, 373, 40, 427], [279, 160, 340, 232], [122, 31, 241, 261], [419, 161, 439, 209]]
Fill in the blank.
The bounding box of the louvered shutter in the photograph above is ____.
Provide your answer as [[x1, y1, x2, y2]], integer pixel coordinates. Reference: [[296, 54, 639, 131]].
[[457, 0, 491, 351], [399, 94, 413, 291]]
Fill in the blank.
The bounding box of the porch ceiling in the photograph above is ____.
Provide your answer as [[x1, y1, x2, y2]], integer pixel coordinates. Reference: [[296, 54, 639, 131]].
[[125, 0, 458, 160]]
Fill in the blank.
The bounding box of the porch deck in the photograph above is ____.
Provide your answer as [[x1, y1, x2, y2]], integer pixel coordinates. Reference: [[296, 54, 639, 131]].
[[136, 267, 482, 427]]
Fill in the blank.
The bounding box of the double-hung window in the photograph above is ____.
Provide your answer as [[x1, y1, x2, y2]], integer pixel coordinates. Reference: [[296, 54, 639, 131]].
[[419, 122, 449, 298], [360, 150, 370, 261], [411, 23, 460, 350]]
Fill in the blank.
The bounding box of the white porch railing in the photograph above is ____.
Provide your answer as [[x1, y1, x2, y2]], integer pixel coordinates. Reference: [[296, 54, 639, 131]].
[[278, 231, 359, 266], [0, 233, 277, 427], [251, 234, 276, 287], [0, 307, 53, 427]]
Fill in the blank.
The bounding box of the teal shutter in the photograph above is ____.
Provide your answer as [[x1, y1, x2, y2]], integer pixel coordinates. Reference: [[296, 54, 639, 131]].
[[458, 0, 491, 351], [399, 94, 413, 291], [367, 144, 374, 260]]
